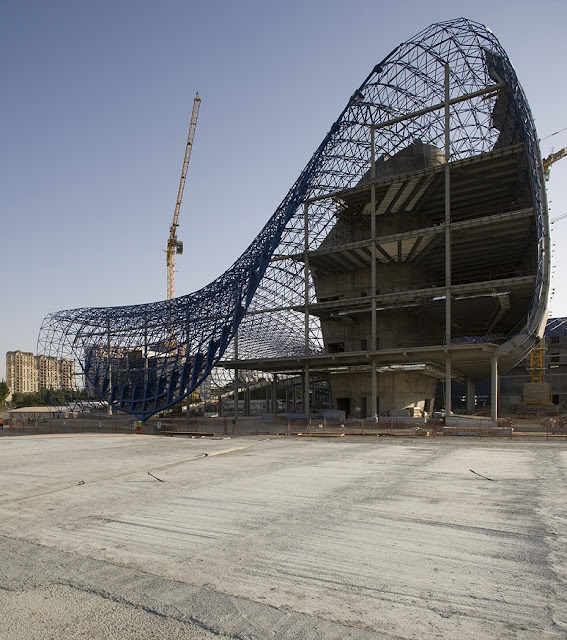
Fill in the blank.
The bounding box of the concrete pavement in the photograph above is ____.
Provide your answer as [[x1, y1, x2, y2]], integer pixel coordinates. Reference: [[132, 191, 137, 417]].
[[1, 433, 566, 638]]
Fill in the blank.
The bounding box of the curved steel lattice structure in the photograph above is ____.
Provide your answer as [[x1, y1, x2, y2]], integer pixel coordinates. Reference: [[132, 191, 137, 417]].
[[38, 18, 549, 419]]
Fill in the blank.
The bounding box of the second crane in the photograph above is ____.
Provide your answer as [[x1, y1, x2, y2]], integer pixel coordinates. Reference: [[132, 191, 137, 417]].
[[166, 92, 201, 300]]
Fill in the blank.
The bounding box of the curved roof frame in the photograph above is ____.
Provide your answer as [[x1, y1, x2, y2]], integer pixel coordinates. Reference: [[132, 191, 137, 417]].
[[38, 18, 549, 419]]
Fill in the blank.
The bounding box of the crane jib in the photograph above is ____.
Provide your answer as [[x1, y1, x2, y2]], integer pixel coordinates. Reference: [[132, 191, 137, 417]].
[[167, 92, 201, 300]]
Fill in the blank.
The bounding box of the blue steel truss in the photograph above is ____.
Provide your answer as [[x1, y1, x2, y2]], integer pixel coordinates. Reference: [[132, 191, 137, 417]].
[[37, 18, 549, 419]]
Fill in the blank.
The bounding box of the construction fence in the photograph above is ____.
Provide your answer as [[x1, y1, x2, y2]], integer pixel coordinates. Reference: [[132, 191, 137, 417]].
[[2, 414, 567, 440]]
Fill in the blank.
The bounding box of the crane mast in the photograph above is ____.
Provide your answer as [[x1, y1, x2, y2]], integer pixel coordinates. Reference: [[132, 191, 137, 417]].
[[525, 145, 567, 387], [167, 92, 201, 300]]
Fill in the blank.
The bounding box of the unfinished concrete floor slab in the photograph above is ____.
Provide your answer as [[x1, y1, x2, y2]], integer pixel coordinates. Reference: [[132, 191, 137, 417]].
[[1, 433, 566, 639]]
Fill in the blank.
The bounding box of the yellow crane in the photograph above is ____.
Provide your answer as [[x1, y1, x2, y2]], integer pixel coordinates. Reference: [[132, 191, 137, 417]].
[[525, 146, 567, 388], [543, 146, 567, 181], [166, 92, 201, 300], [528, 341, 546, 384]]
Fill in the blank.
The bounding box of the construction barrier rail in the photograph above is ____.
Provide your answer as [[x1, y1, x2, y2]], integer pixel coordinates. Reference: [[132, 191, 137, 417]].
[[2, 415, 567, 440]]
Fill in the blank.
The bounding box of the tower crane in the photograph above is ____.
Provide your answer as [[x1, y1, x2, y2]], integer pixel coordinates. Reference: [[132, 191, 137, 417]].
[[551, 211, 567, 225], [166, 92, 201, 300], [525, 147, 567, 387], [543, 146, 567, 181]]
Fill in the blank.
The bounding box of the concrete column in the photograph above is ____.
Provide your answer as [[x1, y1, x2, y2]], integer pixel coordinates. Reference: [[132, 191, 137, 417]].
[[444, 63, 452, 417], [186, 392, 192, 427], [371, 361, 377, 418], [304, 363, 310, 417], [491, 355, 498, 421], [445, 354, 452, 415], [244, 386, 250, 416], [466, 378, 475, 414], [272, 375, 278, 415], [370, 126, 378, 420]]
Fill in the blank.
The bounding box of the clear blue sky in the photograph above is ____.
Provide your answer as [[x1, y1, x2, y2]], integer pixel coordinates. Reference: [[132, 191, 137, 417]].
[[2, 0, 567, 380]]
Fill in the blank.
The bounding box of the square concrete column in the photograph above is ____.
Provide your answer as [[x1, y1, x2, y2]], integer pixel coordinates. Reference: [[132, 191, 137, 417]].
[[466, 378, 475, 414], [244, 386, 250, 416], [491, 355, 498, 422], [272, 375, 278, 415], [304, 364, 310, 417]]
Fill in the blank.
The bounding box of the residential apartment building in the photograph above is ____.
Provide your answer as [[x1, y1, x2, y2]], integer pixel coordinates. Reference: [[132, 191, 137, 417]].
[[6, 351, 74, 394], [37, 355, 59, 390], [6, 351, 37, 393]]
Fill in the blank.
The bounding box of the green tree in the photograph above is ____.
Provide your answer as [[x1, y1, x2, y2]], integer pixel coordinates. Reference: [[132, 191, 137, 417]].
[[12, 391, 43, 407], [0, 380, 9, 404]]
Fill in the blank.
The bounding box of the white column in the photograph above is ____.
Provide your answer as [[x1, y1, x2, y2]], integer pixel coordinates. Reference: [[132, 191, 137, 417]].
[[444, 62, 452, 416], [304, 202, 310, 355], [491, 355, 498, 421], [233, 331, 239, 421], [272, 375, 278, 415], [304, 363, 310, 417], [107, 319, 112, 416], [370, 126, 378, 419]]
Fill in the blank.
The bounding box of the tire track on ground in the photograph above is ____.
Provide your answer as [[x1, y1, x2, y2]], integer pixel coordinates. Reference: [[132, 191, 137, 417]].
[[0, 439, 269, 506]]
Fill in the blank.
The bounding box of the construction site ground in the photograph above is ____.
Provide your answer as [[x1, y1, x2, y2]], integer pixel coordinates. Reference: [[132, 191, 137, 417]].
[[1, 431, 566, 639]]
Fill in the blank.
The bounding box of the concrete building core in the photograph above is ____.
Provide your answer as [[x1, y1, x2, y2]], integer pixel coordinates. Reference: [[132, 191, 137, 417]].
[[305, 136, 540, 417], [312, 143, 444, 416]]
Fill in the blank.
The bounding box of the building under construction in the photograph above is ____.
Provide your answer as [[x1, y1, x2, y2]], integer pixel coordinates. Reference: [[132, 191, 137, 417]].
[[37, 18, 550, 422]]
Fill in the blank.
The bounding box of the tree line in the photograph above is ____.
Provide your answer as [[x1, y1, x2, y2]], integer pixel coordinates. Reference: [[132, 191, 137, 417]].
[[3, 385, 89, 408]]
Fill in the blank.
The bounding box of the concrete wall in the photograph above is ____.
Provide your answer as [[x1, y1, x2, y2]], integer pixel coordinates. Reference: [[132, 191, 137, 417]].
[[329, 370, 436, 418]]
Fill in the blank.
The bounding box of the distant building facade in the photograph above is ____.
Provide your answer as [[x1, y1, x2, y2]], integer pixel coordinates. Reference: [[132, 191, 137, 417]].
[[6, 350, 74, 394], [6, 351, 37, 394]]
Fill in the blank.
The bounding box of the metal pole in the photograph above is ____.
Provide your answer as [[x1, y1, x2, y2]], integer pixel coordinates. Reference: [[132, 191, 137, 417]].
[[304, 202, 310, 355], [371, 125, 377, 352], [444, 62, 452, 416], [144, 313, 149, 386], [106, 319, 112, 416], [185, 311, 192, 428], [370, 126, 378, 419], [303, 202, 311, 421], [234, 331, 239, 421]]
